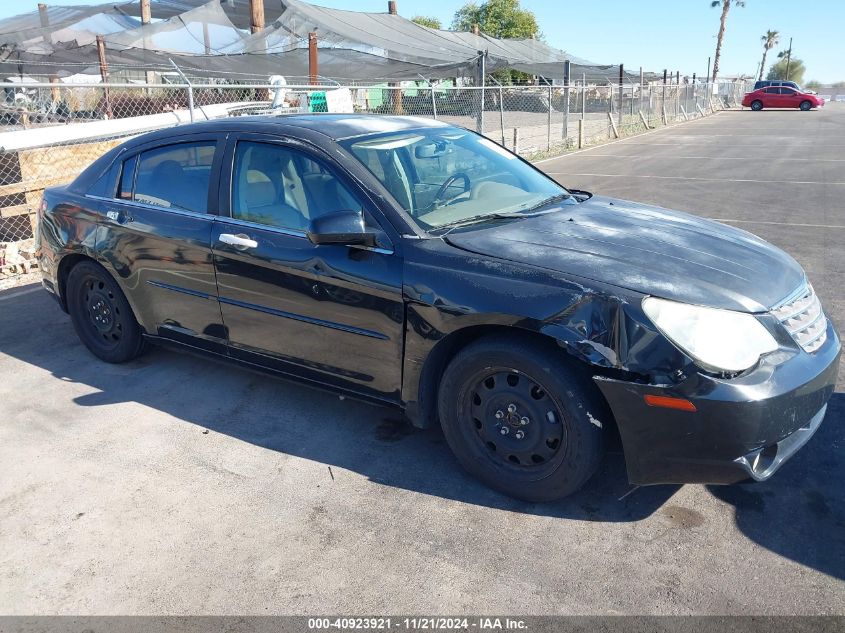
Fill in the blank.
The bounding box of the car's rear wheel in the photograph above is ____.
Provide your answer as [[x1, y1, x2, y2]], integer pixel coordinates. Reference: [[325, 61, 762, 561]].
[[437, 336, 605, 502], [751, 100, 763, 111], [66, 260, 145, 363], [800, 100, 812, 111]]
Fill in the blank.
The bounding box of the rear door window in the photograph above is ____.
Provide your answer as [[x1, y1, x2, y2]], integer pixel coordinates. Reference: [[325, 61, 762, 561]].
[[133, 142, 216, 213]]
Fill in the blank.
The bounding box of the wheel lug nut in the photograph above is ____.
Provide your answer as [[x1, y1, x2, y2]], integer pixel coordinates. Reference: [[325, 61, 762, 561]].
[[507, 404, 517, 413], [515, 430, 525, 440], [495, 410, 504, 419], [520, 416, 530, 426], [500, 427, 509, 436]]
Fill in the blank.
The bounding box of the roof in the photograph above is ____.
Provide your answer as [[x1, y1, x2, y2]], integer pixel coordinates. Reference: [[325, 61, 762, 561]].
[[120, 113, 453, 147]]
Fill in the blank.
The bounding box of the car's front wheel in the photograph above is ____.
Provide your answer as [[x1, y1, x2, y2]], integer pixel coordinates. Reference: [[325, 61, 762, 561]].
[[751, 100, 764, 111], [800, 100, 812, 111], [437, 336, 605, 502], [66, 260, 146, 363]]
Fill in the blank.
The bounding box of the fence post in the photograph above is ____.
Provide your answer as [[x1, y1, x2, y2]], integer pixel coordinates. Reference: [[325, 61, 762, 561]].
[[581, 77, 586, 121], [639, 67, 644, 114], [513, 127, 519, 154], [617, 64, 624, 129], [499, 85, 505, 146], [578, 118, 584, 148], [546, 84, 551, 151], [476, 51, 486, 134], [661, 69, 667, 125], [562, 60, 571, 142]]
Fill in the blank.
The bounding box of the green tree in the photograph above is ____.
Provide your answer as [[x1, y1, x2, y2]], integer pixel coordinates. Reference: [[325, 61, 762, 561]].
[[710, 0, 746, 82], [451, 0, 539, 39], [452, 0, 540, 84], [766, 54, 805, 84], [805, 80, 821, 91], [758, 30, 779, 81], [411, 16, 442, 29]]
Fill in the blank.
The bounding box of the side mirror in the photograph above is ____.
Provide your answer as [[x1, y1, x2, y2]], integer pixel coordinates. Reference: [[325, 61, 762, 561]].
[[306, 210, 377, 247]]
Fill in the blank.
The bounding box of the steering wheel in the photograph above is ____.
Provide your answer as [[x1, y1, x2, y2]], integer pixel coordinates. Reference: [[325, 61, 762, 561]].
[[433, 172, 471, 208]]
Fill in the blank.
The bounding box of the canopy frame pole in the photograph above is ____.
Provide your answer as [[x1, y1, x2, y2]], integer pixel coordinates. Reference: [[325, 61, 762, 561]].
[[140, 0, 156, 87], [250, 0, 265, 33], [96, 36, 112, 119], [417, 75, 437, 120], [169, 58, 194, 123], [308, 32, 318, 86]]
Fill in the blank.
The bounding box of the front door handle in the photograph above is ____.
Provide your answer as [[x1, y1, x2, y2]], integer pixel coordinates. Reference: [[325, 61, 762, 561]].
[[219, 233, 258, 250]]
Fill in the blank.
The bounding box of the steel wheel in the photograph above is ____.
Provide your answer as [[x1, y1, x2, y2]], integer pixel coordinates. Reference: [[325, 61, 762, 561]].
[[79, 274, 124, 351], [66, 260, 145, 363], [468, 369, 565, 470]]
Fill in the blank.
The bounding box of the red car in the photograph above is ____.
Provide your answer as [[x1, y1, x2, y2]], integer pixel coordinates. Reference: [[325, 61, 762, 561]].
[[742, 86, 825, 111]]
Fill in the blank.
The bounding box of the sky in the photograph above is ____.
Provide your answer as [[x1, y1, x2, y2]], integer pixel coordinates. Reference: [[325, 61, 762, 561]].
[[2, 0, 843, 83]]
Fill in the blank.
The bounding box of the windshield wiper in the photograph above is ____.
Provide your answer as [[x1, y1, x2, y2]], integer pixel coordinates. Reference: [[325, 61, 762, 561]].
[[431, 213, 518, 234], [519, 192, 572, 214], [430, 193, 573, 236]]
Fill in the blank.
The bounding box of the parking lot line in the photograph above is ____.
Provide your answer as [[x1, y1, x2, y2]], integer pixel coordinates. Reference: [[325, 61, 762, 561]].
[[565, 154, 845, 162], [0, 286, 41, 302], [545, 172, 845, 185], [709, 219, 845, 229]]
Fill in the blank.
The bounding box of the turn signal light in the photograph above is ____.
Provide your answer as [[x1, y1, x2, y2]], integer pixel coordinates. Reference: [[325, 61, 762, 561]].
[[644, 394, 697, 412]]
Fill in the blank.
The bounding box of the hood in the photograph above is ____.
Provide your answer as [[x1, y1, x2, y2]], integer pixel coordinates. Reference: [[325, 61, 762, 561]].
[[444, 196, 805, 313]]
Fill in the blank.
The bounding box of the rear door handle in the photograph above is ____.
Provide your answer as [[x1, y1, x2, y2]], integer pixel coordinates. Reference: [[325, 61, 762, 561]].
[[219, 233, 258, 250]]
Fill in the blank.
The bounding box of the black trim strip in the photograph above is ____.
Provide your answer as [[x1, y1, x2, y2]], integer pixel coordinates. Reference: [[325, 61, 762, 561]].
[[147, 280, 214, 300], [147, 280, 388, 340], [217, 295, 389, 340]]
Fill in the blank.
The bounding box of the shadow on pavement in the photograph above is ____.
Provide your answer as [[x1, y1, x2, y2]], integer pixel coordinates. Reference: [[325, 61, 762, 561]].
[[1, 285, 678, 522], [5, 283, 845, 574], [708, 391, 845, 580]]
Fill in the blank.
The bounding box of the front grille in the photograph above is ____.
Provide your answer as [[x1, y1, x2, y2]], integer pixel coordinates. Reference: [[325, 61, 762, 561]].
[[771, 285, 828, 354]]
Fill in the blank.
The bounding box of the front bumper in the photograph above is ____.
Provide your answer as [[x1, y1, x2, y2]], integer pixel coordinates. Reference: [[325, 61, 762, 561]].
[[594, 321, 840, 485]]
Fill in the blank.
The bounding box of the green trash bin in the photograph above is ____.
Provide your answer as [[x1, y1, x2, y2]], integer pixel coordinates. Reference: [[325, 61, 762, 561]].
[[309, 91, 327, 113]]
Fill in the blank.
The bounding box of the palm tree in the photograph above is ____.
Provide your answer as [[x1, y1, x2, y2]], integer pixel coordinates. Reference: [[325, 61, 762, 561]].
[[758, 29, 779, 80], [711, 0, 746, 82]]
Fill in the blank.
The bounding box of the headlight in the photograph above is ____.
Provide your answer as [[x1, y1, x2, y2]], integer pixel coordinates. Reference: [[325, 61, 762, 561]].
[[642, 297, 778, 373]]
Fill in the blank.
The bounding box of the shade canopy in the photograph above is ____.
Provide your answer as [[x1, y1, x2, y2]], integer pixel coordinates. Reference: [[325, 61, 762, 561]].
[[0, 0, 654, 83]]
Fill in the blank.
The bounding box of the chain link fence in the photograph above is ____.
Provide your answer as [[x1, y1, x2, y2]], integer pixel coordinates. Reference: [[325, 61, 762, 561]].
[[0, 78, 749, 286]]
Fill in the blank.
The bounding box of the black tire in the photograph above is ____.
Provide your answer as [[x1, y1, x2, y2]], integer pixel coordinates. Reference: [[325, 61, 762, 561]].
[[751, 100, 763, 111], [66, 260, 146, 363], [800, 100, 812, 111], [437, 336, 606, 502]]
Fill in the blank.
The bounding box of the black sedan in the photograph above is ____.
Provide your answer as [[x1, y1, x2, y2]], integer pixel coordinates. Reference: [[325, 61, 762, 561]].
[[36, 114, 840, 501]]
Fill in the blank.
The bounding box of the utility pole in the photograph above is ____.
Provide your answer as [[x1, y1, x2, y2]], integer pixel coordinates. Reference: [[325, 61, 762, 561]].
[[784, 37, 793, 80]]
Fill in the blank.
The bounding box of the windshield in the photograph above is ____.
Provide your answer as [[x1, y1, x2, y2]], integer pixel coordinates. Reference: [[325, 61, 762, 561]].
[[340, 128, 573, 230]]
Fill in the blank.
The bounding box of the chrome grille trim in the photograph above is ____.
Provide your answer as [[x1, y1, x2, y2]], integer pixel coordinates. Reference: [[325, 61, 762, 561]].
[[771, 284, 828, 354]]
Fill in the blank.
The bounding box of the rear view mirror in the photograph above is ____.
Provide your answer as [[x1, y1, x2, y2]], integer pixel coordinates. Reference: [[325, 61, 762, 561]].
[[307, 210, 377, 248], [414, 141, 448, 159]]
